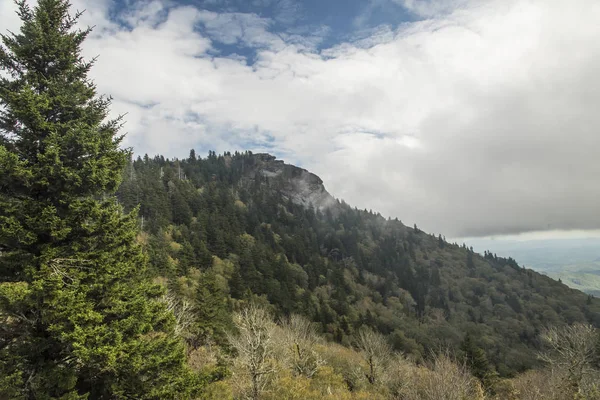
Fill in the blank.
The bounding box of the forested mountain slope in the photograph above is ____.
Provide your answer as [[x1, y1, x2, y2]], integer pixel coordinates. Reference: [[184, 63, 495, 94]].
[[117, 150, 600, 377], [2, 1, 598, 397]]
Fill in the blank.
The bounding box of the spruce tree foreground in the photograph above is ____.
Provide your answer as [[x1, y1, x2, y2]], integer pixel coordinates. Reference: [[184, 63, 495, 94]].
[[0, 0, 202, 398]]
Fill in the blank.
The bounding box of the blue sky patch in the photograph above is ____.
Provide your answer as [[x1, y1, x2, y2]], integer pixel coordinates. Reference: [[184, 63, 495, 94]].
[[109, 0, 417, 61]]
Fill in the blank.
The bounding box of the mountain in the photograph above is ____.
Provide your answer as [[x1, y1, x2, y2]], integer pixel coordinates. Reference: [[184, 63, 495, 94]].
[[466, 237, 600, 296], [116, 150, 600, 378]]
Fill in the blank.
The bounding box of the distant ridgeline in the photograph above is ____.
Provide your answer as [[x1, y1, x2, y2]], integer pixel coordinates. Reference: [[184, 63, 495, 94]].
[[116, 150, 600, 377]]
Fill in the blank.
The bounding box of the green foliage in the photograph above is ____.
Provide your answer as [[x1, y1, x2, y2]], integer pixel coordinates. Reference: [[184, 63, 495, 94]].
[[194, 270, 231, 345], [2, 3, 599, 397], [0, 1, 199, 398], [115, 150, 600, 379], [461, 333, 498, 391]]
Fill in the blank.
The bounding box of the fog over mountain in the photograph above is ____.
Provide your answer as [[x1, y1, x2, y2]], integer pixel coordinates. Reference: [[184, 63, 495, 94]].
[[3, 0, 599, 238]]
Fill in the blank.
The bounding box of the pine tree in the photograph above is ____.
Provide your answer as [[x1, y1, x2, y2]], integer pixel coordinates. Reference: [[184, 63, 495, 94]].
[[193, 271, 230, 345], [466, 249, 476, 270], [460, 333, 497, 391], [0, 1, 200, 397]]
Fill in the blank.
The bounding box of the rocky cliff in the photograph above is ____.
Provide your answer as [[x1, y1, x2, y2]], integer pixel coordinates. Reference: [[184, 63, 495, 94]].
[[239, 153, 337, 210]]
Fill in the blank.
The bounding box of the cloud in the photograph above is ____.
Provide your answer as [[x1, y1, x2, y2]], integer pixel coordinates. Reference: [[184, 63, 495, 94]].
[[2, 0, 600, 237], [394, 0, 473, 17], [198, 0, 303, 25], [271, 0, 303, 25], [196, 11, 279, 48], [1, 0, 23, 34]]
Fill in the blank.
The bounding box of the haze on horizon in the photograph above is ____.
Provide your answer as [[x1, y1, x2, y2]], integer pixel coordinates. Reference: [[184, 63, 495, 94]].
[[3, 0, 598, 239]]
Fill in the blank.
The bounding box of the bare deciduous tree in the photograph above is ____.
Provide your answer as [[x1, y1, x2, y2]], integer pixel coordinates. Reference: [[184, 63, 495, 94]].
[[538, 323, 598, 395], [419, 352, 484, 400], [508, 368, 566, 400], [228, 305, 277, 400], [161, 291, 194, 337], [355, 326, 393, 385], [386, 354, 414, 399], [279, 314, 325, 378]]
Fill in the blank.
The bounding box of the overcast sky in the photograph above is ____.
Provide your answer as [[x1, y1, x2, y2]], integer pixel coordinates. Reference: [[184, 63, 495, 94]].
[[2, 0, 600, 238]]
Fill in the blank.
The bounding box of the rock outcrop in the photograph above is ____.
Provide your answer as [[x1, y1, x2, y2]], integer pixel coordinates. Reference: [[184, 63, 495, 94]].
[[240, 153, 337, 210]]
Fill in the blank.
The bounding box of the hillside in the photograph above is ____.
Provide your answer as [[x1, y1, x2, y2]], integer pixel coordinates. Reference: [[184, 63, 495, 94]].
[[467, 237, 600, 296], [3, 1, 599, 397], [116, 151, 600, 377]]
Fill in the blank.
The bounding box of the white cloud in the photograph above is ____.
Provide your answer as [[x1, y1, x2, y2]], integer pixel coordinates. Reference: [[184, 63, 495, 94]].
[[196, 11, 281, 48], [2, 0, 600, 237], [396, 0, 473, 17], [1, 0, 23, 34]]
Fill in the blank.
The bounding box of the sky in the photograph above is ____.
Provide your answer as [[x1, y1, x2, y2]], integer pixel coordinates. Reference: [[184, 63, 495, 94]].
[[2, 0, 600, 238]]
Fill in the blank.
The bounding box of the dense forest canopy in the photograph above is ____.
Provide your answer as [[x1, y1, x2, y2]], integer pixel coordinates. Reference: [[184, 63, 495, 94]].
[[116, 150, 600, 376], [1, 1, 600, 399]]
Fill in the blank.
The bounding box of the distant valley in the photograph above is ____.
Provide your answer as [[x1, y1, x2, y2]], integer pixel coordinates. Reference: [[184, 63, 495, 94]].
[[465, 237, 600, 296]]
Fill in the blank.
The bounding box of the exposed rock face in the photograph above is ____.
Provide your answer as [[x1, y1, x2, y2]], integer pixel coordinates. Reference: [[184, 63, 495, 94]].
[[241, 153, 336, 210]]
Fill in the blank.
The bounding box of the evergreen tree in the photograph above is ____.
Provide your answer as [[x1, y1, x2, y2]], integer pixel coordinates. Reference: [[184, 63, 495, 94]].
[[0, 1, 199, 397], [193, 271, 230, 345], [438, 234, 445, 249], [430, 267, 441, 287], [466, 249, 476, 270], [460, 333, 497, 391], [170, 187, 192, 226]]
